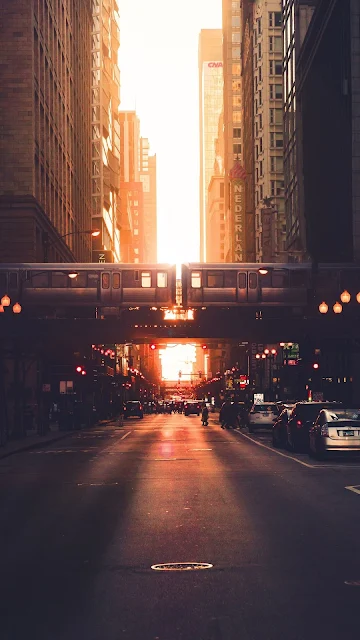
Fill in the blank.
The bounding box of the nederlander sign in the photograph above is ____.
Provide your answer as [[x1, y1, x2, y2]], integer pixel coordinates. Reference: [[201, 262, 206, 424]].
[[229, 161, 246, 262]]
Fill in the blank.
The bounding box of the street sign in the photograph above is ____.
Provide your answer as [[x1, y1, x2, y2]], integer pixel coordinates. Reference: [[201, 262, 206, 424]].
[[254, 393, 264, 404]]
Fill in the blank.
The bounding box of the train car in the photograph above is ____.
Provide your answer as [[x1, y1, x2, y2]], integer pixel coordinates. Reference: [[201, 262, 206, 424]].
[[0, 263, 177, 309], [181, 262, 360, 308]]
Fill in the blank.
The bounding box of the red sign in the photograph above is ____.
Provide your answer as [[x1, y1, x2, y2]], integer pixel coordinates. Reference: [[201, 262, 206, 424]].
[[208, 62, 223, 68]]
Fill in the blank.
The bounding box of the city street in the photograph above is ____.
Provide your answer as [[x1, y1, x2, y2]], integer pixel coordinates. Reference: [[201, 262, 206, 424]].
[[1, 413, 360, 640]]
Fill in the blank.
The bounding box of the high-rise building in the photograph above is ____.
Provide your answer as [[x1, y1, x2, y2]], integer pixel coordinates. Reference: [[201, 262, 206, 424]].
[[222, 0, 243, 261], [140, 138, 157, 262], [251, 1, 285, 261], [91, 0, 121, 264], [282, 0, 317, 258], [240, 0, 256, 262], [198, 29, 224, 262], [0, 0, 93, 263], [296, 0, 360, 263], [119, 111, 141, 183]]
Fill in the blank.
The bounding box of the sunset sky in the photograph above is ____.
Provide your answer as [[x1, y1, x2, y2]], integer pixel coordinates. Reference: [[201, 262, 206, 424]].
[[118, 0, 222, 264]]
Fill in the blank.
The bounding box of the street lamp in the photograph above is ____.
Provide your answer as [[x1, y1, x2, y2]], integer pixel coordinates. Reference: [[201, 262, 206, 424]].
[[43, 229, 100, 262]]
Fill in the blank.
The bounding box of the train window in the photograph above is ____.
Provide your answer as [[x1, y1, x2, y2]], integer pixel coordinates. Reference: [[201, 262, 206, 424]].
[[272, 270, 288, 287], [101, 273, 110, 289], [30, 272, 49, 287], [157, 272, 167, 288], [290, 270, 309, 287], [88, 272, 99, 283], [259, 272, 272, 286], [224, 271, 237, 287], [0, 274, 6, 291], [238, 273, 247, 289], [249, 273, 258, 289], [52, 273, 68, 288], [71, 272, 87, 288], [113, 272, 121, 289], [141, 271, 152, 288], [9, 272, 18, 289], [207, 272, 224, 287], [191, 271, 202, 288], [134, 270, 139, 281]]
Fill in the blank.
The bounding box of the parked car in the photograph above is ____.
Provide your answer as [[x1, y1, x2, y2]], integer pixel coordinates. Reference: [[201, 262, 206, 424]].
[[309, 408, 360, 459], [248, 402, 279, 433], [123, 401, 143, 419], [272, 408, 293, 448], [184, 400, 201, 416], [285, 401, 343, 452]]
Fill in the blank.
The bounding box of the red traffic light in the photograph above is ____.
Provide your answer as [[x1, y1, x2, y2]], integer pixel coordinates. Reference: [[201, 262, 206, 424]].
[[201, 344, 207, 350], [312, 363, 319, 370], [76, 366, 82, 373], [150, 343, 156, 350]]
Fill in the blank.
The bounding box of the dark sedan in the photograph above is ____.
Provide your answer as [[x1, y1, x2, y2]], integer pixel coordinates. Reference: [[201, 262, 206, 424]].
[[123, 401, 144, 419]]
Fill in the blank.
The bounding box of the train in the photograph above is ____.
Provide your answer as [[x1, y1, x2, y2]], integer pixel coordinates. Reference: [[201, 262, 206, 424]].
[[0, 263, 177, 308], [181, 262, 360, 307], [1, 262, 359, 311]]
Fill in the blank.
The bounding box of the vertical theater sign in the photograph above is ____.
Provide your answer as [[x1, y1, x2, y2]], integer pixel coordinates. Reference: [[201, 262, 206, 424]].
[[229, 160, 247, 262]]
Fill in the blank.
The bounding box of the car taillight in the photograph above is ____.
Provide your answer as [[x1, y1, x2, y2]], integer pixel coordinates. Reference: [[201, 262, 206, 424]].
[[320, 425, 329, 437], [296, 420, 302, 428]]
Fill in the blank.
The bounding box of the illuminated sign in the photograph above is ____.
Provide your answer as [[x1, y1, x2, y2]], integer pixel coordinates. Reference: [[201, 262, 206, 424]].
[[232, 180, 245, 262], [163, 308, 194, 321], [208, 62, 223, 68]]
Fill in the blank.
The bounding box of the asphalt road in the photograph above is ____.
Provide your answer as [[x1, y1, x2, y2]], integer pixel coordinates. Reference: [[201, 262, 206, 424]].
[[1, 413, 360, 640]]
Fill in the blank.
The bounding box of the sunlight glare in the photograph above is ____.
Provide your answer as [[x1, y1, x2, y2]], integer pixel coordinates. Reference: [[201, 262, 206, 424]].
[[159, 344, 197, 381]]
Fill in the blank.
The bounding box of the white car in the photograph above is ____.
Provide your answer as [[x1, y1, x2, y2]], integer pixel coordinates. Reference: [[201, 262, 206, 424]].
[[248, 403, 279, 433]]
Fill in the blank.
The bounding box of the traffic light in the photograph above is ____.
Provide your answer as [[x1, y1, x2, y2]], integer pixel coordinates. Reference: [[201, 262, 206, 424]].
[[75, 365, 86, 375], [201, 344, 207, 350], [150, 343, 157, 350], [312, 363, 319, 370]]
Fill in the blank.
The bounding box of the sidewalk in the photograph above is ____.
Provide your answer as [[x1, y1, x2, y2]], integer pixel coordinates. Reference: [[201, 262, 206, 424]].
[[0, 420, 114, 461]]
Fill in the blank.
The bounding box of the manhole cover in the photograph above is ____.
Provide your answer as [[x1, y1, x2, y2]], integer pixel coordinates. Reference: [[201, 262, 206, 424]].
[[151, 562, 213, 571], [345, 580, 360, 586]]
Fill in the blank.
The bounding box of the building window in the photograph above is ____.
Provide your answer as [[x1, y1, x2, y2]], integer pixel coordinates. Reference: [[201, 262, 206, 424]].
[[269, 36, 282, 53], [258, 66, 262, 82], [259, 160, 263, 177], [259, 90, 262, 105], [233, 127, 241, 139], [270, 108, 283, 125], [134, 228, 139, 235], [271, 180, 285, 196], [232, 32, 240, 43], [259, 137, 263, 153], [270, 60, 282, 75], [233, 143, 242, 154], [270, 84, 283, 100], [232, 46, 241, 59], [233, 111, 241, 123], [258, 43, 262, 58], [257, 17, 262, 35], [232, 63, 240, 75], [259, 114, 263, 129], [270, 132, 283, 148], [259, 185, 263, 201], [232, 15, 240, 28], [220, 182, 224, 197], [269, 11, 282, 28], [232, 79, 241, 92], [233, 95, 241, 107], [270, 156, 284, 173]]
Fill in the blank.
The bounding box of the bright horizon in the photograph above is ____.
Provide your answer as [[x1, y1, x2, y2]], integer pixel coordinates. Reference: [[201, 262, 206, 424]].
[[118, 0, 222, 264]]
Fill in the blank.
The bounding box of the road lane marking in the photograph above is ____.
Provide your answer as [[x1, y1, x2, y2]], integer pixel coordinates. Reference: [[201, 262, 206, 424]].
[[120, 431, 132, 440], [345, 485, 360, 495], [189, 448, 212, 451], [234, 430, 317, 468]]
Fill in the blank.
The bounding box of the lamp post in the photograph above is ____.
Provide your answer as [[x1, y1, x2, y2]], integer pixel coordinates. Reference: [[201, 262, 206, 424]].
[[318, 289, 360, 315], [42, 229, 100, 262]]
